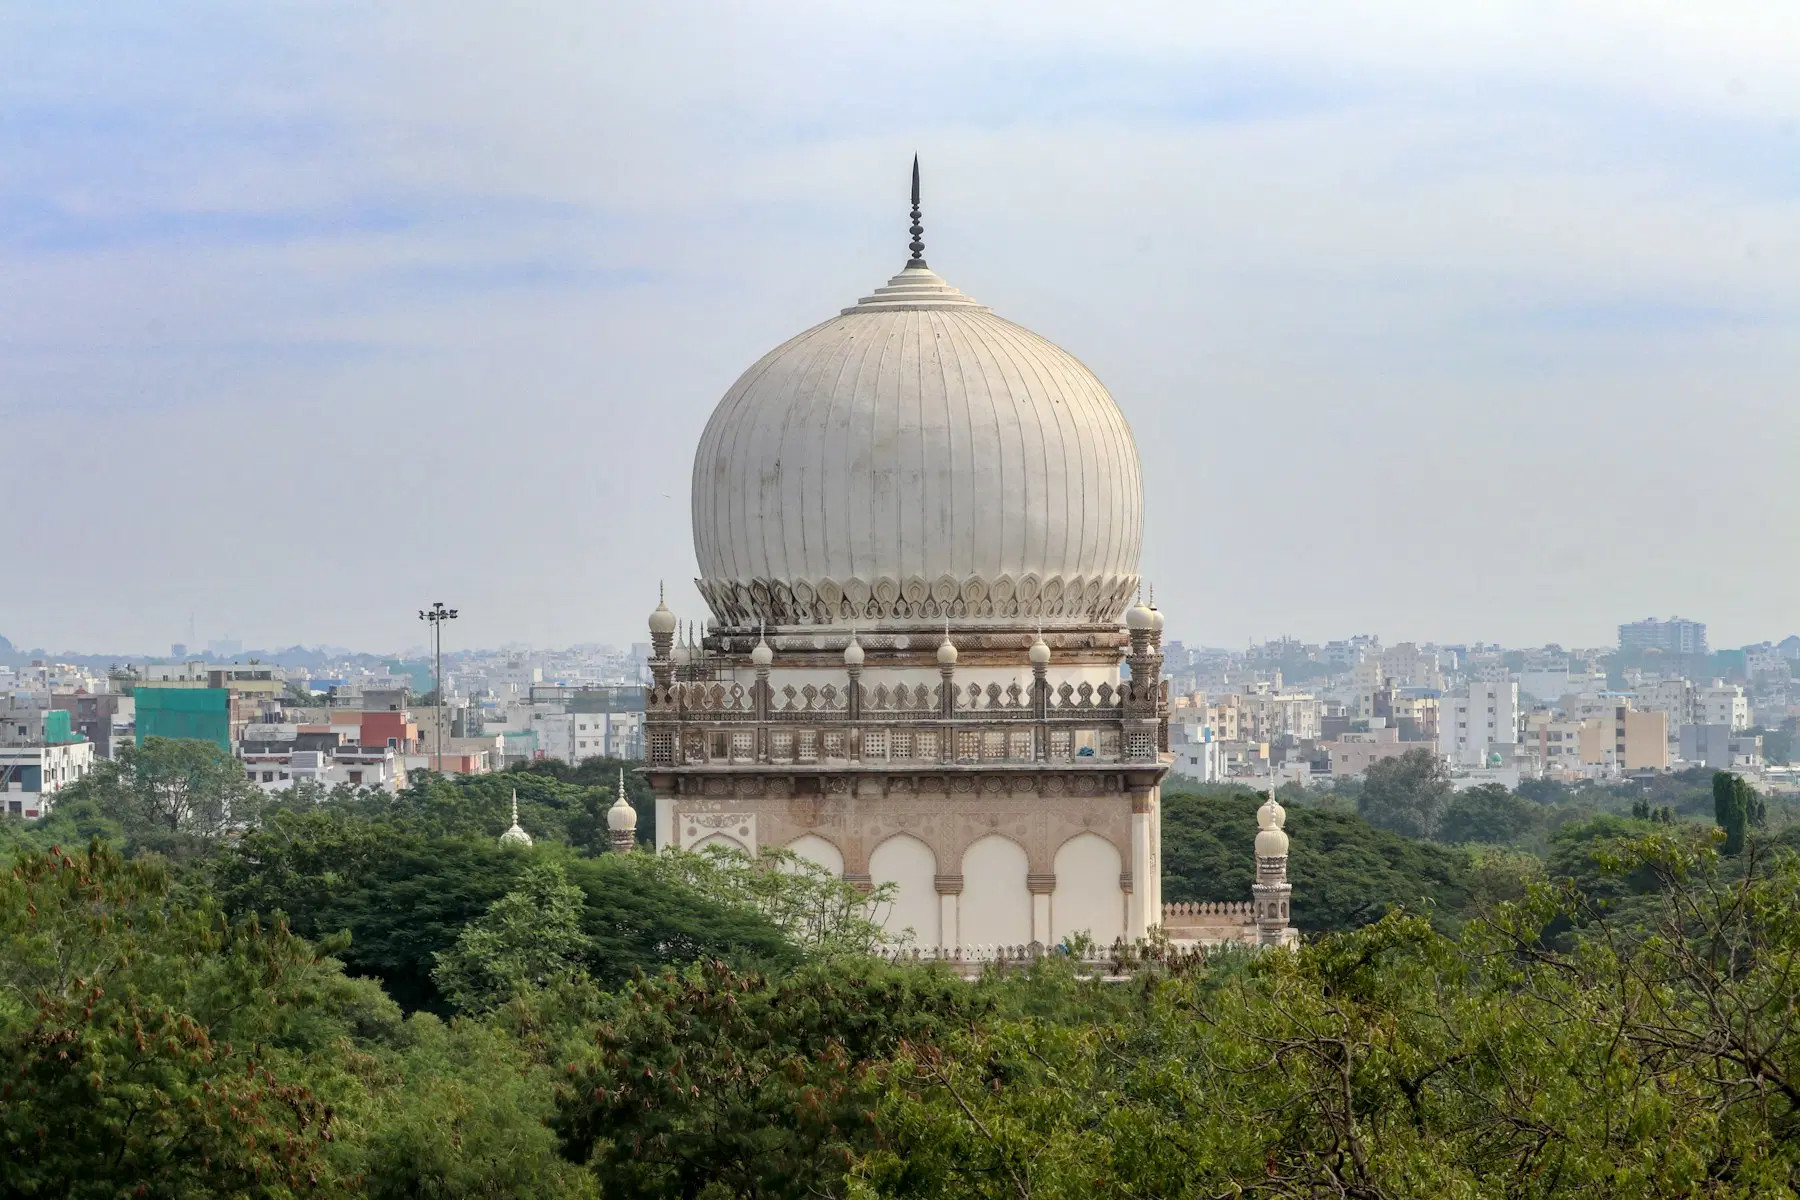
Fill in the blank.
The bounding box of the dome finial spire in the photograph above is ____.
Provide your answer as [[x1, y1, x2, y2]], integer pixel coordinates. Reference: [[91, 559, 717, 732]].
[[908, 154, 926, 268]]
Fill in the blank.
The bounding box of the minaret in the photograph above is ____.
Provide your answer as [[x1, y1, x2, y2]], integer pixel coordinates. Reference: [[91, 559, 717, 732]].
[[607, 767, 638, 854], [1252, 772, 1292, 947], [500, 789, 533, 847], [648, 584, 677, 691]]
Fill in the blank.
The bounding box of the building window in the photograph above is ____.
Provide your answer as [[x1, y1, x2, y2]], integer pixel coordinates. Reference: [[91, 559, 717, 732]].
[[349, 771, 363, 784]]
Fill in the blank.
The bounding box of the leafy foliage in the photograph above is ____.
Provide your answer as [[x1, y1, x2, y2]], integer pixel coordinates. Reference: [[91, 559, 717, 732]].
[[552, 957, 985, 1200], [1162, 789, 1471, 933], [1356, 747, 1452, 838], [0, 843, 361, 1197], [52, 737, 263, 860], [433, 862, 591, 1013], [646, 844, 896, 957], [1438, 782, 1543, 844]]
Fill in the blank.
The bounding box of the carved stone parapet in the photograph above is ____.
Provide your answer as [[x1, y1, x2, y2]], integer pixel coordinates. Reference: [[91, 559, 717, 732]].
[[695, 571, 1139, 628]]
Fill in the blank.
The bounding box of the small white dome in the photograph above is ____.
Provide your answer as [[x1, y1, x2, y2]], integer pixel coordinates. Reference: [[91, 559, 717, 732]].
[[1149, 605, 1165, 633], [1255, 827, 1290, 858], [750, 638, 774, 668], [499, 790, 533, 847], [1028, 635, 1051, 667], [648, 599, 677, 636], [1257, 798, 1287, 831], [607, 794, 638, 833], [843, 634, 865, 667], [1125, 602, 1156, 632], [937, 636, 958, 667]]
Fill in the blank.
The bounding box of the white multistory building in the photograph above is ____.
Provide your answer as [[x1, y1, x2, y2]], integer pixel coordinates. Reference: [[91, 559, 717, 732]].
[[1439, 680, 1520, 767], [1696, 681, 1750, 731]]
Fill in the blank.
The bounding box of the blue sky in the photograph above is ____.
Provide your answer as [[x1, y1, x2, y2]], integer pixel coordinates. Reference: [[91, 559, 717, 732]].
[[5, 1, 1800, 654]]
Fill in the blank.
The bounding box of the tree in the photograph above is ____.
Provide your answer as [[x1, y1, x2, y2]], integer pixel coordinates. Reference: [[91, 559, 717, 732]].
[[854, 838, 1800, 1198], [552, 957, 985, 1200], [1714, 770, 1752, 855], [647, 844, 897, 957], [0, 843, 359, 1197], [55, 737, 262, 858], [1516, 776, 1571, 806], [1437, 783, 1541, 844], [1161, 791, 1471, 934], [433, 862, 590, 1013], [1357, 748, 1452, 839], [208, 809, 531, 1011], [208, 809, 803, 1011]]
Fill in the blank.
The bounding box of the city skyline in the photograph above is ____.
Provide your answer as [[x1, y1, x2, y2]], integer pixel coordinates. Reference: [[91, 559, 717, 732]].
[[8, 4, 1800, 651]]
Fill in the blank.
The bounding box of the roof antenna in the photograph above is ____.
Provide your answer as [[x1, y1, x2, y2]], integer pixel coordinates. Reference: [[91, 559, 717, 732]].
[[908, 154, 927, 268]]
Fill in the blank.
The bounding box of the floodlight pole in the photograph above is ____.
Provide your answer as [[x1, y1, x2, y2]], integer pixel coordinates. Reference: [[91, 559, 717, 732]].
[[418, 602, 458, 775]]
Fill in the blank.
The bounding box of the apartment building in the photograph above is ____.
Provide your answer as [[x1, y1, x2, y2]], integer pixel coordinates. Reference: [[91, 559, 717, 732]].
[[1439, 681, 1520, 768]]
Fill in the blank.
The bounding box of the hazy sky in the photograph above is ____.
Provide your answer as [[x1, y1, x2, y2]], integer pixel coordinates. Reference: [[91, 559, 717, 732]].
[[6, 2, 1799, 656]]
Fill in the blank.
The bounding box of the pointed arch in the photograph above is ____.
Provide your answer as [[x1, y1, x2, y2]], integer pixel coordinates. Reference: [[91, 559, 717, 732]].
[[869, 833, 938, 947], [960, 834, 1030, 946], [1051, 832, 1124, 947]]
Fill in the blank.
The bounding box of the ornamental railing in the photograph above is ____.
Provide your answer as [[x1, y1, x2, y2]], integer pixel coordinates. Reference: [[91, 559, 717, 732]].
[[645, 721, 1161, 767]]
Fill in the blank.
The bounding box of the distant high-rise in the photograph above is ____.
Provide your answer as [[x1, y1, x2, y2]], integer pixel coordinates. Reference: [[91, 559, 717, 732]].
[[1618, 616, 1707, 657]]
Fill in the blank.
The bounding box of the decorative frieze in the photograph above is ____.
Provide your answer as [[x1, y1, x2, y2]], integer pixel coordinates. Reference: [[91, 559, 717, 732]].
[[695, 572, 1138, 628]]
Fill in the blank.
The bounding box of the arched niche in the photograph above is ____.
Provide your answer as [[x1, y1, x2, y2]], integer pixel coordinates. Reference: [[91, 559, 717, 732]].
[[1051, 833, 1124, 947], [869, 833, 937, 947], [691, 832, 748, 856], [786, 833, 845, 876], [959, 834, 1031, 947]]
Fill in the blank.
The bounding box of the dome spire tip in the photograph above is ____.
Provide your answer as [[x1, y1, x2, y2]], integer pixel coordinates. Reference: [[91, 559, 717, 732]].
[[908, 154, 926, 268]]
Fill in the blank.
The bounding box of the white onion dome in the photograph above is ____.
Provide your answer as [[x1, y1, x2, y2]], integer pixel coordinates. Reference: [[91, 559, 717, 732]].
[[499, 791, 533, 847], [937, 636, 958, 667], [1125, 601, 1156, 632], [843, 634, 865, 667], [1149, 604, 1165, 633], [1255, 797, 1288, 858], [648, 598, 677, 636], [750, 637, 774, 668], [1029, 634, 1051, 667], [691, 255, 1144, 630], [607, 794, 638, 833]]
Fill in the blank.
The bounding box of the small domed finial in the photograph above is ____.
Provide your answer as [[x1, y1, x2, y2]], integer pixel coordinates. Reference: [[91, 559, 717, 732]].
[[907, 154, 926, 268], [500, 788, 533, 847]]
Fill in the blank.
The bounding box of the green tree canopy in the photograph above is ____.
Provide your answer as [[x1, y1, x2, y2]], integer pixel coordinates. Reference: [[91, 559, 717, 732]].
[[552, 957, 987, 1200], [51, 737, 263, 860], [1438, 782, 1543, 844], [1161, 790, 1472, 933], [1357, 747, 1453, 838], [433, 861, 591, 1013], [0, 843, 370, 1197]]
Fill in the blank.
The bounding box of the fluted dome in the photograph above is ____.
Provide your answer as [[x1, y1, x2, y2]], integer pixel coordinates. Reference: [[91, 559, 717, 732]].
[[692, 262, 1143, 628]]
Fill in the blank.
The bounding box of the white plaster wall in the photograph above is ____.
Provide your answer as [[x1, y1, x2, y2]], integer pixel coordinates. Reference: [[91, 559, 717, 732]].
[[691, 831, 749, 854], [1051, 833, 1125, 947], [786, 833, 845, 876], [869, 833, 939, 947], [959, 835, 1032, 947]]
